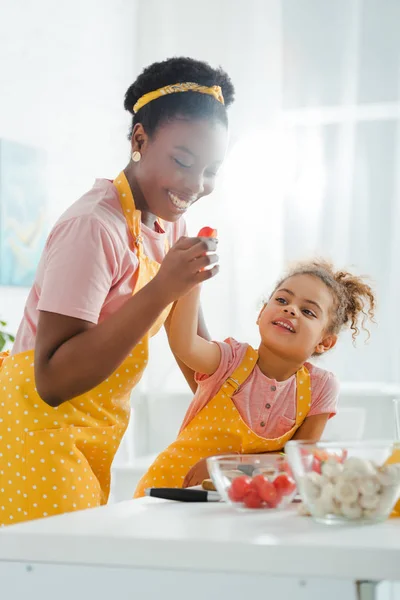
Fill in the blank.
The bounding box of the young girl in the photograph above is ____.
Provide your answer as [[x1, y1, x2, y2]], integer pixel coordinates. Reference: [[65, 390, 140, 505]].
[[134, 260, 375, 496], [0, 57, 234, 526]]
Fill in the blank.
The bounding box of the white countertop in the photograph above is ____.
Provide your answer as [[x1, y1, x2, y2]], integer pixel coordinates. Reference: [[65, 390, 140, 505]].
[[1, 498, 400, 581]]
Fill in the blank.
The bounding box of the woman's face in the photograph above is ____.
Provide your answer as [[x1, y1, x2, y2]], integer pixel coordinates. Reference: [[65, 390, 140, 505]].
[[131, 117, 228, 222]]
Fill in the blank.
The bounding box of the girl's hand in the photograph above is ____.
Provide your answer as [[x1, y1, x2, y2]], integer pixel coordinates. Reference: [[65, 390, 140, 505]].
[[292, 413, 330, 441], [183, 457, 210, 488], [182, 451, 240, 488], [153, 236, 218, 304]]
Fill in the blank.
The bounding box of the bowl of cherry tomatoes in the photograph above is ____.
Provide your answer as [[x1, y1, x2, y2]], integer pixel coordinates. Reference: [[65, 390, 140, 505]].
[[207, 454, 296, 511]]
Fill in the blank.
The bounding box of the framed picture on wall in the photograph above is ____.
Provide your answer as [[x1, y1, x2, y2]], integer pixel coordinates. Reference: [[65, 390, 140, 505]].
[[0, 139, 47, 287]]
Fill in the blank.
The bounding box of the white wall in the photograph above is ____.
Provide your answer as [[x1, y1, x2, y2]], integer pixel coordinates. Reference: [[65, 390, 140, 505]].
[[0, 0, 138, 333], [135, 0, 283, 139], [132, 0, 400, 392], [2, 1, 400, 473], [132, 0, 288, 396]]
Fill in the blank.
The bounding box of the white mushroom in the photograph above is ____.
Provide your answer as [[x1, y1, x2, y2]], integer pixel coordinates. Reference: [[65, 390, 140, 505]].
[[341, 502, 363, 519], [362, 508, 378, 519], [320, 481, 335, 502], [321, 459, 344, 480], [312, 482, 336, 515], [359, 494, 380, 510], [308, 471, 326, 486], [331, 500, 343, 516], [377, 464, 400, 487], [358, 476, 381, 497], [302, 473, 323, 500], [376, 485, 399, 514], [342, 457, 377, 478], [334, 477, 359, 504]]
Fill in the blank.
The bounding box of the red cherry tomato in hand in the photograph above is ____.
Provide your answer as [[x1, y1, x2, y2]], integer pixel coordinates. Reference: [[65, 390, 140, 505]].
[[228, 475, 252, 502], [197, 226, 218, 238]]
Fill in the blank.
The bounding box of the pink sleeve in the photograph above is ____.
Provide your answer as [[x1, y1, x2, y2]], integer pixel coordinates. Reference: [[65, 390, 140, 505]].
[[308, 371, 339, 418], [174, 218, 188, 244], [180, 218, 188, 238], [179, 339, 247, 432], [194, 338, 247, 384], [195, 339, 240, 385], [38, 216, 124, 324]]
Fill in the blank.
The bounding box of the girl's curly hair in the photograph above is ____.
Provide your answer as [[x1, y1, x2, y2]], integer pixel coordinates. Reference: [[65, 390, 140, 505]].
[[274, 260, 376, 342]]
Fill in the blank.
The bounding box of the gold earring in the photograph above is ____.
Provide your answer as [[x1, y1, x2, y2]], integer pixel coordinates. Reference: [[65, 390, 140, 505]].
[[131, 151, 141, 163]]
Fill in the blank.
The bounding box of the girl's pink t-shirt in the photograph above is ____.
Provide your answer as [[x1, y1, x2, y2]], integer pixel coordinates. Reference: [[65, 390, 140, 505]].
[[180, 338, 339, 439], [12, 179, 187, 354]]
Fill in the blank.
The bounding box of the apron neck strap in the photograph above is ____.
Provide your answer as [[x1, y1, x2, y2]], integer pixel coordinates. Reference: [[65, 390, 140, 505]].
[[222, 346, 258, 397], [294, 365, 311, 425], [222, 348, 311, 405], [114, 171, 169, 253], [114, 171, 142, 247]]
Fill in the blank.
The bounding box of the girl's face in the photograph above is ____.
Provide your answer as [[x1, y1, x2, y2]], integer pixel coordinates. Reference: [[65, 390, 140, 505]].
[[258, 274, 337, 363], [131, 117, 228, 222]]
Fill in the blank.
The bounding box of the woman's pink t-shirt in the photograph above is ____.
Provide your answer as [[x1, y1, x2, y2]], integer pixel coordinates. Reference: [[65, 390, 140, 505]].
[[180, 338, 339, 439], [13, 179, 187, 354]]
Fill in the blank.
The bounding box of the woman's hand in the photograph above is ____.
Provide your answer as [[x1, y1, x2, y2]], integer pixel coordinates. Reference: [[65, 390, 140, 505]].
[[34, 237, 217, 407], [153, 236, 218, 305]]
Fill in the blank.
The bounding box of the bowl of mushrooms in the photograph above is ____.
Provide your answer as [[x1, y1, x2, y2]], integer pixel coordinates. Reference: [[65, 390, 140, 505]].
[[285, 440, 400, 524]]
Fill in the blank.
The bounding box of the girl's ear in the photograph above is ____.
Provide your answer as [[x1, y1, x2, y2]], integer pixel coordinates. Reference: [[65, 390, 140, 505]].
[[314, 334, 338, 355]]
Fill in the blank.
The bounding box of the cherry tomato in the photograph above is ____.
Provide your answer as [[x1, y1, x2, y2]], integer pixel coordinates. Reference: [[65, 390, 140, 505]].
[[243, 489, 263, 509], [197, 226, 218, 238], [250, 474, 268, 494], [258, 480, 279, 507], [312, 457, 322, 474], [273, 474, 296, 497], [228, 475, 252, 502]]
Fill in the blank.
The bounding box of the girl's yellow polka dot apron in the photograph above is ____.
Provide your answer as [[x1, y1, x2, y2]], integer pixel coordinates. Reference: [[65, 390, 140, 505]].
[[135, 346, 311, 497], [0, 172, 172, 526]]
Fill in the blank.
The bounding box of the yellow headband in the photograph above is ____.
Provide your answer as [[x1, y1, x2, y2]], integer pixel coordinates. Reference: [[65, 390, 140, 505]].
[[133, 82, 224, 114]]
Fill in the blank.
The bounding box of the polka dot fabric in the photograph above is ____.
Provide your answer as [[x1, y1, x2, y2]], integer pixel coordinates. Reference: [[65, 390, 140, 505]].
[[0, 171, 171, 526], [134, 347, 311, 497], [0, 342, 146, 525], [114, 173, 172, 339]]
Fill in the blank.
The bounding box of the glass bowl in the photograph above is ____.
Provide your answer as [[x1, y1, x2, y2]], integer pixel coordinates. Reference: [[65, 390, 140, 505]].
[[285, 440, 400, 524], [207, 454, 297, 511]]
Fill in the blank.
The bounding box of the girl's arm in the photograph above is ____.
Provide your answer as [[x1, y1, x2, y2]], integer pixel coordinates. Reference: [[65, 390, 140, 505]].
[[165, 302, 211, 394], [292, 413, 330, 441], [167, 285, 221, 376]]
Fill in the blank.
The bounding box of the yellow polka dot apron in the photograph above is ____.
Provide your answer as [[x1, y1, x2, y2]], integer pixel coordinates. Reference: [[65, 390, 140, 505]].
[[134, 346, 311, 497], [0, 172, 172, 526], [385, 448, 400, 517]]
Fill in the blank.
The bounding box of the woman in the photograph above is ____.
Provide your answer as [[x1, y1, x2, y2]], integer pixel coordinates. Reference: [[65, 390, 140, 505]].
[[0, 57, 235, 525]]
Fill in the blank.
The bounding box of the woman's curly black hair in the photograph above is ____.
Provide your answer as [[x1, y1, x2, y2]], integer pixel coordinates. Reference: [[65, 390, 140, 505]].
[[124, 57, 235, 138]]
